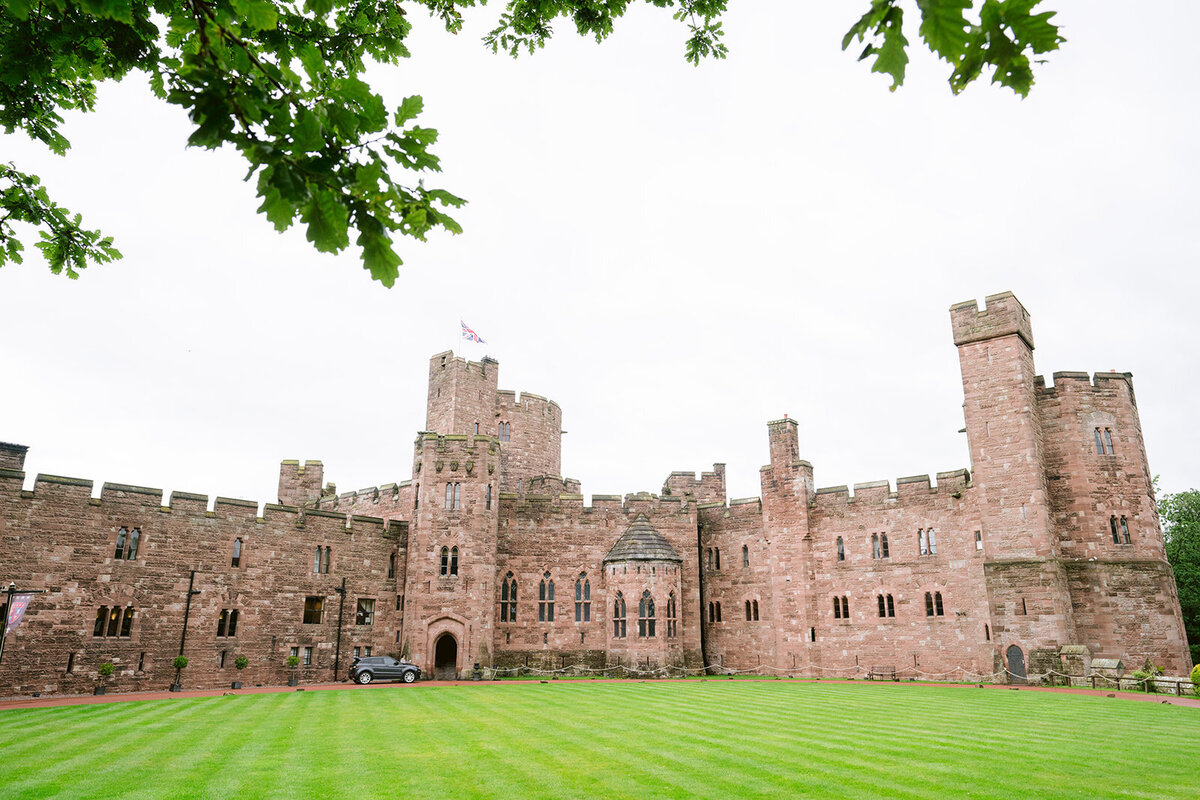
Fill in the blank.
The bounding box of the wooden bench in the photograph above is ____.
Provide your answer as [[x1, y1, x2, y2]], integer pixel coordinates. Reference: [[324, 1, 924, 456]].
[[868, 666, 896, 681]]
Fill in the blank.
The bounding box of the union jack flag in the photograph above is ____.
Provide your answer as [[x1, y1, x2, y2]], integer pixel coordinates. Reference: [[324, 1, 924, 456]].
[[461, 321, 486, 344]]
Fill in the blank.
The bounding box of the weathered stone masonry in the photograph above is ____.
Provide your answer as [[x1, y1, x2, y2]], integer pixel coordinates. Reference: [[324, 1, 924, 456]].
[[0, 292, 1191, 696]]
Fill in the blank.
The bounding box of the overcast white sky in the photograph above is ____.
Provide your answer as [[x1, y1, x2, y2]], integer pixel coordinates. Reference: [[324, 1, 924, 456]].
[[2, 1, 1197, 510]]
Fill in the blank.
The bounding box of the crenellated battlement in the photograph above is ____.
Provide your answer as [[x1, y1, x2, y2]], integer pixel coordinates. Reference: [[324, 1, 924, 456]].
[[950, 291, 1034, 349], [804, 468, 972, 508], [0, 461, 405, 540], [496, 390, 562, 415], [662, 463, 726, 504], [497, 488, 694, 517], [0, 441, 28, 471], [527, 475, 582, 495], [1036, 371, 1135, 394]]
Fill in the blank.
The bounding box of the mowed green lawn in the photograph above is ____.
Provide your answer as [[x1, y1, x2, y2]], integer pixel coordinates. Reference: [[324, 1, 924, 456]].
[[2, 682, 1197, 799]]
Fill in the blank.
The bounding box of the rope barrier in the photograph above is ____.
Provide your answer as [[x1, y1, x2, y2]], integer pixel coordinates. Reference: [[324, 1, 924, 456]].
[[475, 661, 1195, 694]]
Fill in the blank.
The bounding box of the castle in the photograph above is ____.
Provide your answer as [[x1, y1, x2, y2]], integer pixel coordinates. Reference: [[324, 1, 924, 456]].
[[0, 292, 1191, 695]]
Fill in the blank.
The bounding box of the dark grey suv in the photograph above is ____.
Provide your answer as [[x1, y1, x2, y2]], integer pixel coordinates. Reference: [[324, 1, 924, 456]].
[[349, 656, 420, 684]]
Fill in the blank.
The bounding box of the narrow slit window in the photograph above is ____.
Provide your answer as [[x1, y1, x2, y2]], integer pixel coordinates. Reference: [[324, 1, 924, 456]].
[[314, 546, 322, 573], [1104, 428, 1114, 455], [614, 592, 626, 638], [872, 533, 880, 559], [106, 606, 120, 637], [746, 600, 753, 621], [440, 547, 449, 576], [120, 606, 134, 637], [127, 528, 139, 559], [449, 546, 459, 576], [836, 536, 845, 561], [743, 544, 749, 567], [877, 594, 886, 618], [752, 600, 759, 621], [1094, 427, 1105, 454], [453, 483, 461, 510], [445, 483, 453, 509], [93, 606, 107, 637], [1111, 515, 1120, 544], [886, 594, 894, 618], [975, 531, 983, 551], [714, 548, 721, 570], [880, 534, 889, 558], [834, 597, 842, 619], [715, 601, 722, 622], [934, 592, 944, 616], [231, 537, 243, 568], [388, 552, 396, 579], [919, 529, 929, 556], [1120, 516, 1131, 544], [114, 528, 127, 559], [925, 592, 935, 617], [840, 596, 848, 619], [927, 529, 937, 555], [322, 546, 331, 574]]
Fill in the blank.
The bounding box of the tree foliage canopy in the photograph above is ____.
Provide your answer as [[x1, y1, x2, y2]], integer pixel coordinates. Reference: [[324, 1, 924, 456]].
[[0, 0, 1062, 286], [1159, 487, 1200, 665]]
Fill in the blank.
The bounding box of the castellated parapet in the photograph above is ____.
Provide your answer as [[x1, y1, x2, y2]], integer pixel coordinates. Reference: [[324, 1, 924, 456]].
[[0, 293, 1190, 696]]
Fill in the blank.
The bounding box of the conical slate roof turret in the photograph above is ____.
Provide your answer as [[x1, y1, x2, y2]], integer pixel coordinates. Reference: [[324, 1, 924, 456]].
[[603, 514, 683, 563]]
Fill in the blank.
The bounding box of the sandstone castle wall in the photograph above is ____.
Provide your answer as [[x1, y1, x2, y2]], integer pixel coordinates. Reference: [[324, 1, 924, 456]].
[[0, 292, 1190, 697]]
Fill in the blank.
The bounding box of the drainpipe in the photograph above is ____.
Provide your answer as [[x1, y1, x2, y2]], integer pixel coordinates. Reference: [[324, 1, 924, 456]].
[[334, 578, 347, 680]]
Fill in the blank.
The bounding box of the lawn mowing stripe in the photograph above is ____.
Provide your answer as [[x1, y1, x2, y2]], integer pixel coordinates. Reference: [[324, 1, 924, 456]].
[[3, 683, 1197, 800], [2, 699, 223, 798]]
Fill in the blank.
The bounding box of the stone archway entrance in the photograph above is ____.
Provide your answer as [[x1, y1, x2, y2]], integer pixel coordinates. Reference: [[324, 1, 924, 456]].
[[1006, 645, 1027, 684], [434, 633, 458, 680]]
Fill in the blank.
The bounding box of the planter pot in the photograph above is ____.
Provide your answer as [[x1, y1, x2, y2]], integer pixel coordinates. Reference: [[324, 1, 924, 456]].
[[169, 684, 182, 692], [93, 686, 106, 696], [287, 678, 298, 687], [231, 681, 243, 690]]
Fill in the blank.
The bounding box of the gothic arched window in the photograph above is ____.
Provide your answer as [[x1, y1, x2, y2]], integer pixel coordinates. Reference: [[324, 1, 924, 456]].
[[538, 572, 555, 622], [613, 592, 627, 638], [575, 573, 591, 622], [501, 572, 517, 622], [638, 590, 655, 637]]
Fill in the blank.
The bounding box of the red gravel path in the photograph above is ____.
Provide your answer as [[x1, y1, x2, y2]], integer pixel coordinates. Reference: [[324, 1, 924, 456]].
[[1, 678, 1197, 712]]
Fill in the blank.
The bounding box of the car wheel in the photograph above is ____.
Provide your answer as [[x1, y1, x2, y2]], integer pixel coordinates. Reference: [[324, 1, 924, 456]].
[[356, 672, 373, 685], [403, 671, 416, 683]]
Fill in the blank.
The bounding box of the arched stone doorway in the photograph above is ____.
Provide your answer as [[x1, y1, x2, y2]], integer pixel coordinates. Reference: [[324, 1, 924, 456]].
[[434, 633, 458, 680], [1006, 645, 1027, 684]]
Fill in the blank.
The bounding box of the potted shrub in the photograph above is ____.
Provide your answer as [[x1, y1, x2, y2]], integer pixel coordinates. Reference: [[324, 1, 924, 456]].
[[95, 661, 114, 695], [286, 655, 300, 686], [232, 655, 249, 689], [1191, 664, 1200, 697], [170, 655, 189, 692]]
